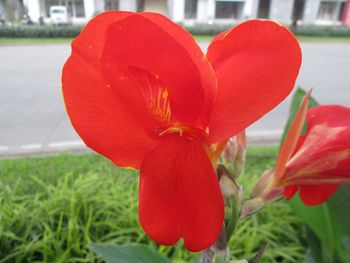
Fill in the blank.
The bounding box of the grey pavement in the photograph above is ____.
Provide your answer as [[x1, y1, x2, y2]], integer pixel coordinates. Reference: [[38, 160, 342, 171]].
[[0, 41, 350, 156]]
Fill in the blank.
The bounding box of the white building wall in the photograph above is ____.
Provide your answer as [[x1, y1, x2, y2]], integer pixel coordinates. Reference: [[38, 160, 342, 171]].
[[168, 0, 184, 22], [197, 0, 208, 22], [84, 0, 96, 19], [303, 0, 321, 24], [0, 0, 10, 19], [207, 0, 215, 22], [243, 0, 255, 18], [0, 1, 5, 18], [119, 0, 137, 11], [250, 0, 260, 18], [269, 0, 294, 24], [22, 0, 346, 26], [23, 0, 41, 22], [94, 0, 104, 14], [196, 0, 256, 24], [144, 0, 168, 15]]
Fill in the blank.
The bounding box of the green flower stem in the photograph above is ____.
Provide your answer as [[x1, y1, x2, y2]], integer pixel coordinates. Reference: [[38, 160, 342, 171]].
[[201, 165, 238, 263], [201, 225, 228, 263], [201, 247, 215, 263]]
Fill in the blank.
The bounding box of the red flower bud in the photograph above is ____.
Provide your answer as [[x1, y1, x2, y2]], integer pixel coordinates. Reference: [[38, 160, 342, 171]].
[[253, 92, 350, 206]]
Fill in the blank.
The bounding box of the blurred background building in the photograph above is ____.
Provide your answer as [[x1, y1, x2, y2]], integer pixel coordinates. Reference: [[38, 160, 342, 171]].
[[0, 0, 25, 21], [1, 0, 349, 25]]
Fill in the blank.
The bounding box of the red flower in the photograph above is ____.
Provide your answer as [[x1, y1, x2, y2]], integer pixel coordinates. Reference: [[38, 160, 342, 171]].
[[254, 93, 350, 206], [62, 11, 301, 251]]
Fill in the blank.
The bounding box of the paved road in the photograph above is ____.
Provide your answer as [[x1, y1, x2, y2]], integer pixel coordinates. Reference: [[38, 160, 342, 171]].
[[1, 42, 350, 156]]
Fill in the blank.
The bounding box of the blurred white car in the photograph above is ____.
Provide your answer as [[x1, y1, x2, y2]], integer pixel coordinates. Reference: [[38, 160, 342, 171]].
[[50, 6, 70, 25]]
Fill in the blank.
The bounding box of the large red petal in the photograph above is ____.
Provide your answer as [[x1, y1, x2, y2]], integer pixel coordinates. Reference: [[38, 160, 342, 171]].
[[307, 105, 350, 129], [63, 12, 164, 168], [139, 136, 224, 251], [62, 54, 160, 169], [99, 11, 216, 128], [206, 20, 301, 143], [298, 184, 339, 206]]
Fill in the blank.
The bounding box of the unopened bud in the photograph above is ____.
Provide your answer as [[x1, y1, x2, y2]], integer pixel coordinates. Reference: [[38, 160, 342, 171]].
[[223, 131, 246, 177], [217, 165, 243, 242], [220, 173, 240, 199], [240, 198, 265, 219]]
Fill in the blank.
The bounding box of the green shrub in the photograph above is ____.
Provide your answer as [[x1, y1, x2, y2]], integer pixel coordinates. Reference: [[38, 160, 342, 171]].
[[0, 150, 306, 262], [294, 25, 350, 37], [0, 25, 82, 38], [184, 23, 350, 37]]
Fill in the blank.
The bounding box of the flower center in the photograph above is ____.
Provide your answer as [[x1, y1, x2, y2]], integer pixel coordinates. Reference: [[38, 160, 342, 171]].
[[159, 124, 207, 140]]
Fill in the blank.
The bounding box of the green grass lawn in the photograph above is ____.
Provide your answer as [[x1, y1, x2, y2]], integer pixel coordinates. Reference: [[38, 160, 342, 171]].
[[0, 148, 306, 263], [1, 35, 350, 44]]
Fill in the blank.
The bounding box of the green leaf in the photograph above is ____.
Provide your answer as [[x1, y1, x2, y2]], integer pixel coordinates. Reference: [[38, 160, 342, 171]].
[[304, 224, 323, 263], [88, 243, 171, 263], [304, 249, 316, 263], [282, 88, 350, 262]]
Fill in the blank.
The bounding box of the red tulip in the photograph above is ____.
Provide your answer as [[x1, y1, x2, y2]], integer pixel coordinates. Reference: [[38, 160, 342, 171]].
[[253, 93, 350, 206], [62, 11, 301, 251]]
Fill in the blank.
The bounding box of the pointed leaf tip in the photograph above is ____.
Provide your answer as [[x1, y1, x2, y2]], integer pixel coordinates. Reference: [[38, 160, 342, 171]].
[[275, 90, 311, 180]]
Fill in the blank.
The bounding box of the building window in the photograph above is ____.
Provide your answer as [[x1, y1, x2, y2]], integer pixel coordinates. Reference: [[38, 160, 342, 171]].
[[257, 0, 271, 19], [185, 0, 198, 19], [292, 0, 305, 22], [215, 1, 245, 19], [318, 1, 339, 21], [105, 0, 119, 11], [73, 0, 85, 17]]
